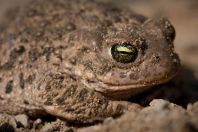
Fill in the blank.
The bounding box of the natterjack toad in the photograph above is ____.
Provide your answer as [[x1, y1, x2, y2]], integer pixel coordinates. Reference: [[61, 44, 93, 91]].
[[0, 0, 180, 122]]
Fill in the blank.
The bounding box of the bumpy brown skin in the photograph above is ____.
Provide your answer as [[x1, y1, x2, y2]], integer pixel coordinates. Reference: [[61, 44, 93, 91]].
[[0, 0, 180, 122]]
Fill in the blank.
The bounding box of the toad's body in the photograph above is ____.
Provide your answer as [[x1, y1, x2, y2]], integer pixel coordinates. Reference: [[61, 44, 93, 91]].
[[0, 0, 180, 122]]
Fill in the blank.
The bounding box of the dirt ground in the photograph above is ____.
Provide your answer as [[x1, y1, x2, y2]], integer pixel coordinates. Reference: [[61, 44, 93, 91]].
[[0, 0, 198, 132]]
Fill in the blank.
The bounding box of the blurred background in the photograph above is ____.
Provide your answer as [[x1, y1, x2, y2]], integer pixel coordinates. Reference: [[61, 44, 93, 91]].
[[0, 0, 198, 105]]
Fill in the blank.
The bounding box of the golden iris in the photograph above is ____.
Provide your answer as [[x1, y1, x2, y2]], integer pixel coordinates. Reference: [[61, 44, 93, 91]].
[[111, 43, 138, 63]]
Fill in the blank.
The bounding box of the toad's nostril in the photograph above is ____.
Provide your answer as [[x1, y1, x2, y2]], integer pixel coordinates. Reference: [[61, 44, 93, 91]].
[[153, 55, 161, 64]]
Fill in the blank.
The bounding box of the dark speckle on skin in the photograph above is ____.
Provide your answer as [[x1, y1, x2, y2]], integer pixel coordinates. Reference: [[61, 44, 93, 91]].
[[40, 21, 49, 28], [34, 30, 44, 38], [23, 100, 29, 105], [69, 75, 77, 81], [13, 45, 26, 55], [0, 45, 26, 70], [28, 48, 40, 62], [130, 14, 148, 23], [56, 95, 66, 105], [115, 104, 124, 115], [78, 89, 88, 102], [44, 96, 53, 105], [45, 74, 64, 90], [5, 80, 13, 94], [69, 57, 77, 65], [20, 38, 29, 43], [0, 62, 14, 70], [73, 107, 86, 115], [53, 28, 65, 39], [129, 73, 138, 80], [64, 107, 75, 112], [19, 72, 25, 89], [66, 23, 76, 31], [97, 65, 112, 76], [44, 92, 60, 105], [119, 72, 127, 78], [62, 85, 77, 98], [56, 85, 77, 105], [26, 74, 36, 84], [79, 46, 90, 54], [136, 38, 148, 55], [153, 55, 161, 63], [42, 47, 55, 61]]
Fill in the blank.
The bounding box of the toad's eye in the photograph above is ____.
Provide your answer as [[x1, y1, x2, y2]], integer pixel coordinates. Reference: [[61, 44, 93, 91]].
[[111, 43, 138, 63]]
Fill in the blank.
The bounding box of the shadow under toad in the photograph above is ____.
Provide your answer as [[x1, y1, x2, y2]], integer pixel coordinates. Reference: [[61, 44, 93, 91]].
[[130, 66, 198, 107]]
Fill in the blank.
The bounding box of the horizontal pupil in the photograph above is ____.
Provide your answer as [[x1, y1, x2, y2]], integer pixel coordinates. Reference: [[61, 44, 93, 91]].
[[117, 47, 132, 52], [117, 51, 132, 55]]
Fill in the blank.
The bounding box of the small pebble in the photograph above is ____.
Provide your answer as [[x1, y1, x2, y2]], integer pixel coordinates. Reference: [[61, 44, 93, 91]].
[[40, 123, 53, 132], [14, 114, 29, 128]]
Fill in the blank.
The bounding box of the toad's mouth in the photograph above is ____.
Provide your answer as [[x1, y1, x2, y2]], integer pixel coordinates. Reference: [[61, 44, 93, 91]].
[[91, 68, 180, 97]]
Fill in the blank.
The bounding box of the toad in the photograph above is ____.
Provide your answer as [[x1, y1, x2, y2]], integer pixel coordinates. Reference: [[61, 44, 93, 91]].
[[0, 0, 180, 123]]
